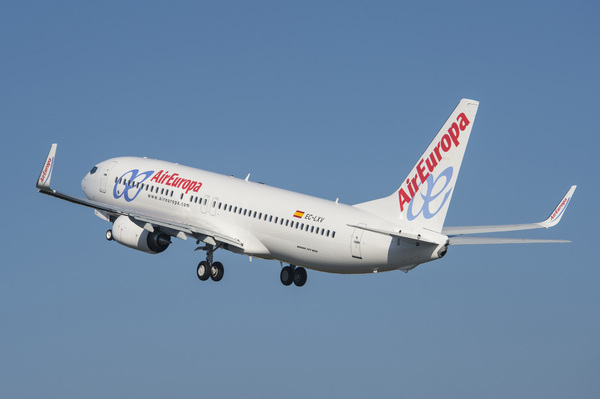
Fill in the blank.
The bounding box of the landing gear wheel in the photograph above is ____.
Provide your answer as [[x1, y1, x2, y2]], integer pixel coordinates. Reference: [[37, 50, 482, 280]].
[[197, 261, 211, 281], [293, 267, 307, 287], [280, 266, 294, 286], [106, 229, 113, 241], [211, 262, 224, 282]]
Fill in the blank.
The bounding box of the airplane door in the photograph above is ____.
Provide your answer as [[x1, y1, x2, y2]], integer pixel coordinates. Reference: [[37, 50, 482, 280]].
[[99, 161, 117, 193], [351, 224, 366, 259]]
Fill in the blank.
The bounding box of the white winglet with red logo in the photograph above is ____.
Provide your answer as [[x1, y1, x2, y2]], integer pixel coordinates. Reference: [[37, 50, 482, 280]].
[[37, 143, 57, 190], [540, 185, 577, 228], [442, 185, 577, 241]]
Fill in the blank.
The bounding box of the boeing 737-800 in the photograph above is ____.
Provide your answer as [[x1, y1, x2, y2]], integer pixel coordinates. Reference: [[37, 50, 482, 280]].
[[36, 99, 576, 286]]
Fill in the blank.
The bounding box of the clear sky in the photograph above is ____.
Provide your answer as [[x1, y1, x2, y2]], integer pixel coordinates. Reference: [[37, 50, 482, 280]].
[[1, 1, 598, 398]]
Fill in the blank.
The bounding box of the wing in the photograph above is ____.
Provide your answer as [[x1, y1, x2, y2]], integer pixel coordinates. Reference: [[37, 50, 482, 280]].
[[442, 186, 576, 245], [36, 144, 244, 250]]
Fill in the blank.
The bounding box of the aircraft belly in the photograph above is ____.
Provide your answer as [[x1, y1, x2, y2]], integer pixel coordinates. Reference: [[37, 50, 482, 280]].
[[258, 231, 392, 275]]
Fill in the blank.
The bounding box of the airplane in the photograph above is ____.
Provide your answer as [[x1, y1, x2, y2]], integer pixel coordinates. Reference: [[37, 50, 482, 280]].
[[36, 99, 576, 287]]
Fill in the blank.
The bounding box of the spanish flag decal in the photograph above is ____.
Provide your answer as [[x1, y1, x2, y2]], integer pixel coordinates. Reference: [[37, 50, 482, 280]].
[[293, 210, 305, 218]]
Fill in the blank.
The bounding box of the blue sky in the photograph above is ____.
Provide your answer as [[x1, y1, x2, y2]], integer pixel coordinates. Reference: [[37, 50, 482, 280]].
[[1, 1, 598, 398]]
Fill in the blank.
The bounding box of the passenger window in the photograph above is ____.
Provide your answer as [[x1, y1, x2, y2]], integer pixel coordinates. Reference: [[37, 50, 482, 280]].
[[332, 231, 336, 238]]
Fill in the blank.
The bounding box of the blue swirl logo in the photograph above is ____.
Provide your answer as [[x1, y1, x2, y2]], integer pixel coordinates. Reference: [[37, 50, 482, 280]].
[[113, 169, 154, 202], [407, 166, 453, 221]]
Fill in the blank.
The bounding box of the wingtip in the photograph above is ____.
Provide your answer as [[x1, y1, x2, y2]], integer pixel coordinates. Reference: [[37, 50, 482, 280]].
[[540, 186, 576, 228], [36, 144, 57, 190]]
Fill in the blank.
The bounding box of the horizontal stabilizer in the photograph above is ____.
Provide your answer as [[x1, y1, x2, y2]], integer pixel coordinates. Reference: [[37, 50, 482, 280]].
[[347, 224, 447, 245], [449, 236, 570, 245]]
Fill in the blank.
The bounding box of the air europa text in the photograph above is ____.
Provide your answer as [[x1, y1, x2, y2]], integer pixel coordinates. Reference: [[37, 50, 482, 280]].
[[151, 170, 203, 194], [399, 112, 471, 212], [40, 157, 53, 184]]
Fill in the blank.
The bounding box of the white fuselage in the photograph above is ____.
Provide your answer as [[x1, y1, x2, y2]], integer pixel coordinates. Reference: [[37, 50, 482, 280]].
[[81, 157, 446, 274]]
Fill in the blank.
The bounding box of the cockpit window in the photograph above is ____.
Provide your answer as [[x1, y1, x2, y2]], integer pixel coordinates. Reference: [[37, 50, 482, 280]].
[[90, 166, 98, 174]]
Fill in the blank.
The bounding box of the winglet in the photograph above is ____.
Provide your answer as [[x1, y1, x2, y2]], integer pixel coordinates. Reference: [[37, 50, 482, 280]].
[[539, 185, 577, 228], [36, 144, 57, 190]]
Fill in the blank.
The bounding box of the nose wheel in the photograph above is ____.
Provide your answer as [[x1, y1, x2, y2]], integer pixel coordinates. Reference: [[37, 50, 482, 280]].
[[280, 265, 307, 287]]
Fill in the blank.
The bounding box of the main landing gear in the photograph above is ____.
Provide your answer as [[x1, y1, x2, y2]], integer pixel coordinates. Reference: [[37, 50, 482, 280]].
[[195, 244, 224, 282], [280, 264, 307, 287], [194, 243, 308, 286]]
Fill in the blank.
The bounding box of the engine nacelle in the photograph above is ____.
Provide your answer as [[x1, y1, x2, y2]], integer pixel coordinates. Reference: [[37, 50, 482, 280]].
[[111, 215, 171, 254]]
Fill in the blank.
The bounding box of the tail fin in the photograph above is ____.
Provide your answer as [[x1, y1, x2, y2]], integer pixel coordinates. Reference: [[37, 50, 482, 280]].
[[354, 99, 479, 232]]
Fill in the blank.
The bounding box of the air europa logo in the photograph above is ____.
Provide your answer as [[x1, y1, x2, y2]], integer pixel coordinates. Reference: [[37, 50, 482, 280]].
[[550, 197, 570, 221], [151, 170, 202, 194], [407, 167, 453, 221], [399, 112, 471, 213], [40, 157, 54, 184], [113, 168, 204, 202], [114, 169, 154, 202]]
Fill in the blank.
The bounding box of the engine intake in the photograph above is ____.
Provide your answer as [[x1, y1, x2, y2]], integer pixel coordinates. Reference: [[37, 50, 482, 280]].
[[111, 215, 170, 254]]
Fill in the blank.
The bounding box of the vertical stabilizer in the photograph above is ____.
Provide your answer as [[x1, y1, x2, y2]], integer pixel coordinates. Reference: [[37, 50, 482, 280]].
[[354, 99, 479, 232]]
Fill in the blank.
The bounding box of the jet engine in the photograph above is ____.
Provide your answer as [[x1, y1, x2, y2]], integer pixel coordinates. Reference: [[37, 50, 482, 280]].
[[109, 215, 171, 254]]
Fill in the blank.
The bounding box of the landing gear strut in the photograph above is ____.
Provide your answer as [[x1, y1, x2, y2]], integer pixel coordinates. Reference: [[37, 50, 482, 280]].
[[280, 264, 307, 287], [195, 243, 225, 282]]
